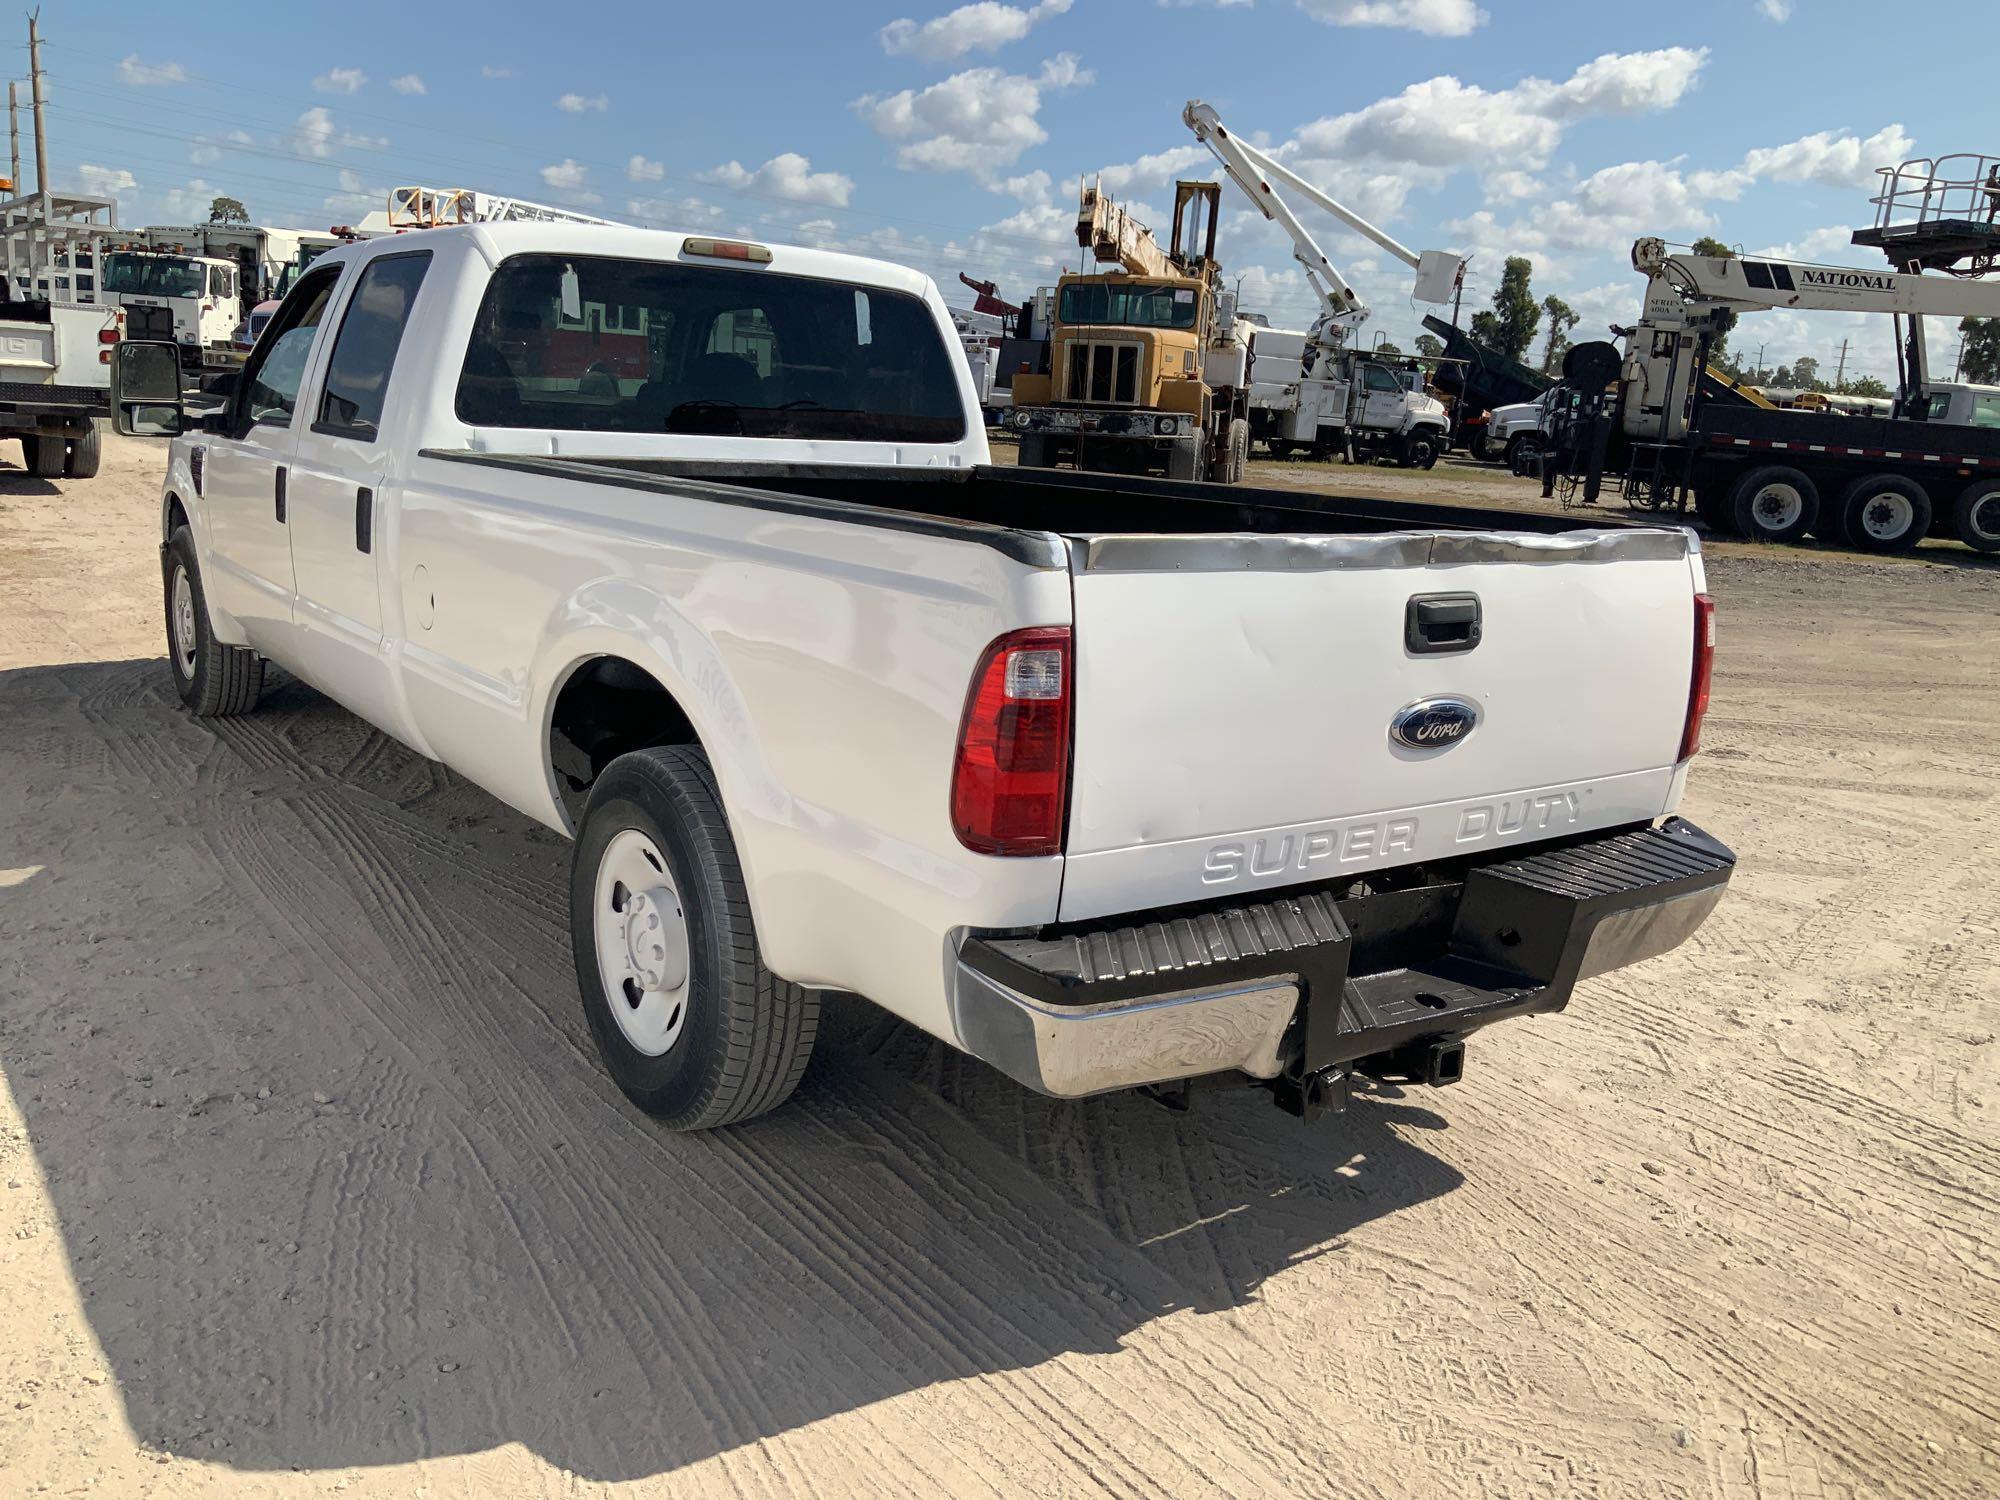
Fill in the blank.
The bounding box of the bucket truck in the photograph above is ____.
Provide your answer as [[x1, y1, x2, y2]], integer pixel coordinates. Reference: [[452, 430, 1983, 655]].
[[1004, 179, 1255, 483], [1575, 222, 2000, 554], [1182, 99, 1457, 467]]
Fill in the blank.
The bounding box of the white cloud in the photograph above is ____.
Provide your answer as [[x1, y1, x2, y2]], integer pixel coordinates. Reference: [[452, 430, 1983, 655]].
[[1297, 0, 1487, 36], [118, 55, 188, 86], [1483, 169, 1544, 202], [626, 195, 724, 226], [313, 66, 366, 95], [390, 74, 426, 96], [996, 168, 1052, 204], [1741, 123, 1913, 191], [79, 164, 137, 200], [628, 154, 665, 182], [1292, 47, 1707, 174], [1090, 143, 1209, 198], [161, 180, 220, 219], [855, 53, 1091, 173], [1751, 225, 1866, 262], [881, 0, 1073, 62], [481, 64, 513, 79], [287, 106, 387, 160], [556, 92, 609, 114], [540, 159, 589, 191], [700, 153, 854, 208], [190, 143, 220, 166], [1757, 0, 1793, 19]]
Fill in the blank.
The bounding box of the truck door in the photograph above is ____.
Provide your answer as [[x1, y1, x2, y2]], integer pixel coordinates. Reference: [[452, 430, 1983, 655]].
[[283, 249, 433, 739], [1355, 362, 1406, 432], [198, 264, 340, 647]]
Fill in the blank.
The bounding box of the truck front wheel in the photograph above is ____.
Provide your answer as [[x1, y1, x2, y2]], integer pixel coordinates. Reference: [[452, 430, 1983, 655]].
[[1728, 464, 1819, 544], [1404, 432, 1441, 469], [1951, 478, 2000, 554], [163, 527, 265, 715], [1222, 417, 1249, 484], [1166, 434, 1204, 482], [1838, 473, 1930, 554], [570, 744, 819, 1130]]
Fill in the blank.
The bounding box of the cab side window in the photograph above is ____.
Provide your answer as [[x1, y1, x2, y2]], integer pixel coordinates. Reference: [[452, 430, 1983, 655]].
[[240, 267, 340, 428], [315, 253, 432, 440]]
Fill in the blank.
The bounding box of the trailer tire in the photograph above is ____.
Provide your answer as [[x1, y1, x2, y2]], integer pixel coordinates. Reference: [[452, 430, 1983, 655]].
[[163, 527, 265, 716], [1166, 434, 1204, 482], [64, 421, 102, 480], [1951, 478, 2000, 554], [24, 433, 66, 478], [1015, 433, 1049, 469], [571, 744, 819, 1131], [1838, 473, 1930, 554], [1505, 432, 1545, 476], [1728, 465, 1819, 544]]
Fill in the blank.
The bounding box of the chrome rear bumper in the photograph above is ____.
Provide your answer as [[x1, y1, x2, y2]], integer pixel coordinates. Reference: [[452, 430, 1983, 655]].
[[950, 818, 1734, 1100]]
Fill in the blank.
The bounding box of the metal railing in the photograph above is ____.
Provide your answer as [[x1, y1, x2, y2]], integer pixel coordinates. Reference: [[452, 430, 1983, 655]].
[[1870, 154, 2000, 230]]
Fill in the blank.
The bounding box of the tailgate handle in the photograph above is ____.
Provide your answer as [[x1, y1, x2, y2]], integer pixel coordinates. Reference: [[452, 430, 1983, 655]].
[[1406, 592, 1481, 655]]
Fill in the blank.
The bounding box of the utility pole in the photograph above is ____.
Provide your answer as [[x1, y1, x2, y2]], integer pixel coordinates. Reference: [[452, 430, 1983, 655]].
[[1450, 266, 1465, 329], [7, 82, 17, 196], [1754, 342, 1766, 378], [27, 10, 47, 199], [1834, 338, 1849, 389]]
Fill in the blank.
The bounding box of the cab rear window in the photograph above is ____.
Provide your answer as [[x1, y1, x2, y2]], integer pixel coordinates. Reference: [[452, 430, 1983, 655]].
[[455, 253, 967, 443]]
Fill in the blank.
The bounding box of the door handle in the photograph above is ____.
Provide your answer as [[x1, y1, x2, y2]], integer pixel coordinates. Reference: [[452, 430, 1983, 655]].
[[355, 487, 373, 554], [274, 465, 287, 523], [1406, 592, 1481, 655]]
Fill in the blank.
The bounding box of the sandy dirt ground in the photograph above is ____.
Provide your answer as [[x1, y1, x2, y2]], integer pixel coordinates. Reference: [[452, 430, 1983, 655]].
[[1, 432, 1996, 1499]]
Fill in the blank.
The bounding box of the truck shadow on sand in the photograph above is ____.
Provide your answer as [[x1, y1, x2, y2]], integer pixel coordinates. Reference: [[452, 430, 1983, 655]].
[[0, 657, 1463, 1483]]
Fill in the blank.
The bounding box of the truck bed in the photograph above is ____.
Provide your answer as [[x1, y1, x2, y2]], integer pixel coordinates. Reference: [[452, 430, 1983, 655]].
[[1694, 403, 2000, 463]]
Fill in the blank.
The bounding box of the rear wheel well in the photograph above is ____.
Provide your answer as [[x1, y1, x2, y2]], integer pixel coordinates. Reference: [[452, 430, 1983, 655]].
[[548, 657, 699, 827]]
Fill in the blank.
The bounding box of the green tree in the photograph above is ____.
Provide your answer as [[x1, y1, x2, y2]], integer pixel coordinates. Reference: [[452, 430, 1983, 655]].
[[1793, 355, 1821, 391], [207, 195, 249, 225], [1374, 340, 1402, 356], [1413, 333, 1444, 358], [1690, 236, 1739, 366], [1840, 374, 1890, 399], [1961, 316, 2000, 384], [1468, 256, 1540, 361], [1539, 294, 1578, 373]]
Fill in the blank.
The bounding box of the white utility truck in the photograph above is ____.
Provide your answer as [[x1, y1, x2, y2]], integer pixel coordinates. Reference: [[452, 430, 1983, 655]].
[[0, 188, 122, 477], [113, 222, 1735, 1130], [101, 246, 240, 370]]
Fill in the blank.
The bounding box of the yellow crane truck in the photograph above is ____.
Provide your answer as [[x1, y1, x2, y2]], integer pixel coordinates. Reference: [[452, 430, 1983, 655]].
[[1004, 180, 1252, 484]]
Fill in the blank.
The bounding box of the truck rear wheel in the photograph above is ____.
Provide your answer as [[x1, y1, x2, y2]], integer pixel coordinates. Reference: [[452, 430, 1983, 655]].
[[65, 421, 102, 480], [1838, 473, 1930, 554], [571, 744, 819, 1130], [1951, 478, 2000, 554], [1728, 464, 1818, 544], [1015, 433, 1049, 469], [163, 527, 265, 716], [24, 433, 65, 478]]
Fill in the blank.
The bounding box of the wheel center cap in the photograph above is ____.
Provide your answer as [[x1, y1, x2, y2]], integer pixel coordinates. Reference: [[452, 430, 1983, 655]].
[[622, 887, 687, 992]]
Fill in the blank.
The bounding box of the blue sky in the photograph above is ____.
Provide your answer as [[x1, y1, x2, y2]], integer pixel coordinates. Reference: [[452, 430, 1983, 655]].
[[34, 0, 2000, 381]]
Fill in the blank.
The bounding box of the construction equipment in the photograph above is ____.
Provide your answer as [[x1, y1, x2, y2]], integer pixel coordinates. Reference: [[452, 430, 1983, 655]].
[[1004, 178, 1254, 482], [1182, 100, 1453, 465], [1542, 156, 2000, 553], [386, 186, 617, 229]]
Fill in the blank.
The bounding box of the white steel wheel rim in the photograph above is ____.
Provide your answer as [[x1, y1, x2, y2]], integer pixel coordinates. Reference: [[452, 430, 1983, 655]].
[[170, 565, 198, 677], [1751, 483, 1804, 531], [592, 829, 692, 1057], [1858, 491, 1913, 541]]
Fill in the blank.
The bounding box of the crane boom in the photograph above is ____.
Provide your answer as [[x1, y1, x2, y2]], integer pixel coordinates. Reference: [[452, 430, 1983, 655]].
[[388, 186, 617, 229], [1633, 236, 2000, 322], [1182, 99, 1463, 349], [1075, 179, 1174, 279]]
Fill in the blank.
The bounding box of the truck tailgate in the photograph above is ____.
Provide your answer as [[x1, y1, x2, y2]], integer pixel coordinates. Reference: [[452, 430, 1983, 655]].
[[1059, 529, 1700, 922], [0, 320, 57, 380]]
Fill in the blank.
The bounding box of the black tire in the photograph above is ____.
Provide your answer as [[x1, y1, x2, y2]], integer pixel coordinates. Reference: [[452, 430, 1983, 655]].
[[570, 745, 819, 1130], [1951, 478, 2000, 554], [1405, 431, 1441, 470], [163, 526, 265, 715], [1505, 432, 1544, 476], [25, 433, 65, 478], [64, 420, 102, 479], [1728, 464, 1819, 544], [1223, 417, 1249, 484], [1837, 473, 1930, 554], [1165, 434, 1203, 482], [1015, 433, 1049, 468], [1693, 478, 1734, 533]]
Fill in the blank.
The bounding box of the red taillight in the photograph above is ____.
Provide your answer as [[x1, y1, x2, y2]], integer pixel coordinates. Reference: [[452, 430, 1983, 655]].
[[951, 626, 1072, 856], [97, 328, 119, 344], [1680, 593, 1715, 761]]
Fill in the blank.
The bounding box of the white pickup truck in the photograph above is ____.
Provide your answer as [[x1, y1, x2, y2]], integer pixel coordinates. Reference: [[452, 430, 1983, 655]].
[[113, 223, 1734, 1131]]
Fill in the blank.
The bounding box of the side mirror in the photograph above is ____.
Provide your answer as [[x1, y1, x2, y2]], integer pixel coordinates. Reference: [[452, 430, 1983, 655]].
[[205, 368, 240, 403], [110, 340, 185, 437]]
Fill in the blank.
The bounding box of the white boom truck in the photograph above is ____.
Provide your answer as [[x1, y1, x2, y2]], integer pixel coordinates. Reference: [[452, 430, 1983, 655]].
[[110, 221, 1735, 1130], [1184, 100, 1457, 467]]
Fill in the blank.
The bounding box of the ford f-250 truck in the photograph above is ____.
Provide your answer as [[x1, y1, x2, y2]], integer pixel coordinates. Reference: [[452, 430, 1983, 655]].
[[112, 222, 1734, 1131]]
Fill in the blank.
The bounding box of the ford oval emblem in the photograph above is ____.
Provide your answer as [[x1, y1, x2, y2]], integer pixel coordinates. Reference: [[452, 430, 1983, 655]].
[[1391, 697, 1479, 750]]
